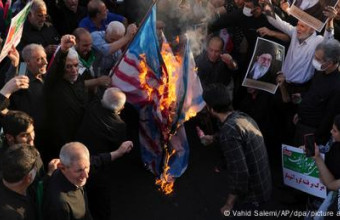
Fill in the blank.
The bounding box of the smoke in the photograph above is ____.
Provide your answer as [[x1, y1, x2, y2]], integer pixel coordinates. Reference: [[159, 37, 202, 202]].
[[130, 0, 219, 56], [185, 28, 208, 57], [156, 0, 217, 56]]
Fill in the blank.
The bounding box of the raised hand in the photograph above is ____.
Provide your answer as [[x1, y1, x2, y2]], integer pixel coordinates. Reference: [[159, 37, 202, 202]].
[[61, 35, 76, 52], [7, 45, 20, 67], [0, 76, 29, 98]]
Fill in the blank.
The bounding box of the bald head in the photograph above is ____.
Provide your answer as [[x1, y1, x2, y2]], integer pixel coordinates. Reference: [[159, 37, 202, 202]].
[[101, 87, 126, 114], [207, 36, 224, 62], [73, 27, 91, 41], [59, 142, 89, 167], [88, 0, 106, 18], [73, 28, 92, 58]]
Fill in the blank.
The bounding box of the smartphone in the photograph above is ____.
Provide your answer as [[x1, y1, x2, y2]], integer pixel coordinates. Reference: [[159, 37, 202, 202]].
[[18, 62, 27, 76], [304, 133, 315, 157]]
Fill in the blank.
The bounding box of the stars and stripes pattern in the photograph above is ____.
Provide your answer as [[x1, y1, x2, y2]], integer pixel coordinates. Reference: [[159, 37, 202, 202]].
[[111, 4, 205, 177]]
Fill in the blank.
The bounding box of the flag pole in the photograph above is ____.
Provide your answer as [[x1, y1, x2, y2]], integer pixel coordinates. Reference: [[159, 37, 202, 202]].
[[109, 0, 159, 77]]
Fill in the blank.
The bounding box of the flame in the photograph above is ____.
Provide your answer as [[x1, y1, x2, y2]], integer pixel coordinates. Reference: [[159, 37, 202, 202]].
[[159, 40, 182, 128], [155, 148, 176, 195], [175, 36, 180, 44], [138, 38, 184, 196], [185, 108, 197, 121], [139, 54, 154, 99], [157, 40, 181, 195]]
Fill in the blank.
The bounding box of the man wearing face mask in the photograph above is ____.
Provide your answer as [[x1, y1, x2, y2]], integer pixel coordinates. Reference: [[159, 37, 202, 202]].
[[266, 5, 337, 97], [209, 0, 289, 62], [294, 39, 340, 146], [265, 5, 337, 146]]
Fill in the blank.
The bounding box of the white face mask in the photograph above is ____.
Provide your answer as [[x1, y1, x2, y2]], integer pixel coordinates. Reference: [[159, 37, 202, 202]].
[[312, 58, 326, 71], [243, 6, 253, 17]]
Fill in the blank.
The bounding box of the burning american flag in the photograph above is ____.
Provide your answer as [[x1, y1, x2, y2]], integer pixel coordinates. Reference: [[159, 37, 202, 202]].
[[111, 3, 205, 195]]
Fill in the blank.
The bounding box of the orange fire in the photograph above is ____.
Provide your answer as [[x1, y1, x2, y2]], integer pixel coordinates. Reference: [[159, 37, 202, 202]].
[[159, 40, 181, 115], [184, 108, 198, 121], [139, 54, 154, 99], [175, 36, 180, 44], [155, 148, 176, 195], [157, 41, 182, 195], [138, 39, 184, 195]]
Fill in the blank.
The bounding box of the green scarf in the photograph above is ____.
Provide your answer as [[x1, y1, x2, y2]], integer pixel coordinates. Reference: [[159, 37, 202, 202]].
[[79, 50, 95, 69]]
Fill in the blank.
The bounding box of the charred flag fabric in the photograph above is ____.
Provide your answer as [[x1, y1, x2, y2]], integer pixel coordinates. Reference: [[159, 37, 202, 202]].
[[111, 4, 205, 178]]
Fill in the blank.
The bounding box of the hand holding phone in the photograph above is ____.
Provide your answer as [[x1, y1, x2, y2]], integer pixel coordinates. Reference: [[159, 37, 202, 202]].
[[304, 133, 315, 157], [18, 62, 27, 76]]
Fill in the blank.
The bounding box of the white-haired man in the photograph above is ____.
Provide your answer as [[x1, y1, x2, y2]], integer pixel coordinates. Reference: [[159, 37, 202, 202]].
[[44, 35, 88, 161], [43, 142, 92, 220], [5, 44, 48, 154], [247, 53, 272, 81], [7, 44, 47, 113], [266, 5, 337, 96], [44, 140, 132, 220], [91, 21, 137, 75], [76, 87, 132, 220], [77, 87, 128, 155]]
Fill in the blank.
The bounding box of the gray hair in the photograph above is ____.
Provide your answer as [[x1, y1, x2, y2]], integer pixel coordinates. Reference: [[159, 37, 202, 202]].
[[101, 87, 126, 113], [59, 142, 90, 167], [316, 39, 340, 64], [31, 0, 47, 12], [22, 44, 45, 62], [106, 21, 125, 37], [66, 47, 79, 61]]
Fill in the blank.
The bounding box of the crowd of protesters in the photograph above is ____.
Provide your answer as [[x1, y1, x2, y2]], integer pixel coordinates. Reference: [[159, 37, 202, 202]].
[[1, 0, 340, 219]]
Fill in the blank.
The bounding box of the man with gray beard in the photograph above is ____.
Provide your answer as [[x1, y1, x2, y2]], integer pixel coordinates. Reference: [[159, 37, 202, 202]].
[[247, 53, 272, 80]]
